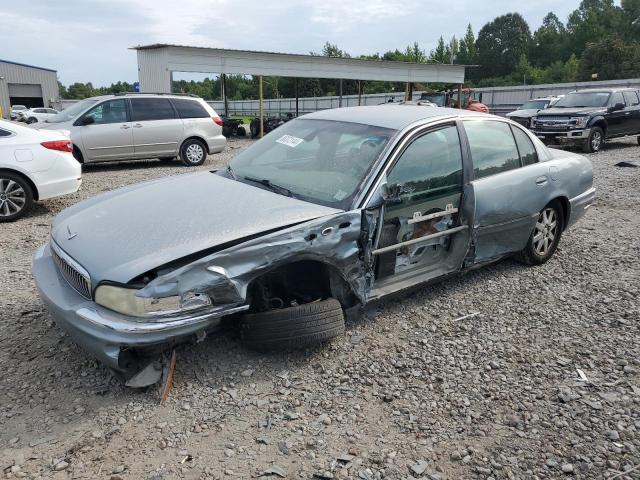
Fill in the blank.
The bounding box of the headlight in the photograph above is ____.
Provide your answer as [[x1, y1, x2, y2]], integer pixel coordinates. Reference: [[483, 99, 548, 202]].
[[94, 285, 212, 318], [570, 117, 588, 128]]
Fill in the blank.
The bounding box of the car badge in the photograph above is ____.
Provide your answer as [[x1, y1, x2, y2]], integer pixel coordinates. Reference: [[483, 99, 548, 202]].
[[67, 225, 78, 240]]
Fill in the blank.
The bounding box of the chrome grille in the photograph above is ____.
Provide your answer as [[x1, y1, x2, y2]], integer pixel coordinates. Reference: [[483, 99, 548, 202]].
[[536, 116, 571, 123], [51, 243, 92, 299]]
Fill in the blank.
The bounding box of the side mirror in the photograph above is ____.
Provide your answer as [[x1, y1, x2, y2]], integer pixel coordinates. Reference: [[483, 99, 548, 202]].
[[80, 116, 95, 126], [609, 102, 625, 112]]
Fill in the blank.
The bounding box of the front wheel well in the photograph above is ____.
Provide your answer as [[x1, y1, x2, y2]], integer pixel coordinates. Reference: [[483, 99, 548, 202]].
[[180, 136, 209, 154], [590, 120, 607, 136], [0, 168, 39, 200], [246, 260, 357, 313]]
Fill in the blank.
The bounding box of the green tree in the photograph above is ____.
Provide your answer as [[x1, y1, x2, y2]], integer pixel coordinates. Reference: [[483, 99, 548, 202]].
[[429, 37, 448, 63], [578, 34, 640, 80], [457, 24, 477, 65], [530, 12, 568, 67], [476, 13, 532, 78]]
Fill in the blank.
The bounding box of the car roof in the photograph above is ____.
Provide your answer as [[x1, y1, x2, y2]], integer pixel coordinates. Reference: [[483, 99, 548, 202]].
[[86, 93, 203, 101], [573, 88, 637, 94], [302, 105, 489, 130]]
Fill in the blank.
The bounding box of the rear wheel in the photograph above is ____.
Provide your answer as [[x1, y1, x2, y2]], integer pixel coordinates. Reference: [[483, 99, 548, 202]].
[[582, 126, 604, 153], [180, 139, 207, 166], [0, 173, 34, 222], [240, 298, 345, 351], [26, 117, 37, 124], [517, 201, 564, 265]]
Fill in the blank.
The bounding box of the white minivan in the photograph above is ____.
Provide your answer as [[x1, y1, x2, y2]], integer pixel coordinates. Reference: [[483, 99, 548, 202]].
[[37, 93, 226, 166]]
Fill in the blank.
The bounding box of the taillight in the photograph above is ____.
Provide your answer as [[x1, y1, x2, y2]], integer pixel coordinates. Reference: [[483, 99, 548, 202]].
[[212, 116, 224, 126], [41, 140, 73, 152]]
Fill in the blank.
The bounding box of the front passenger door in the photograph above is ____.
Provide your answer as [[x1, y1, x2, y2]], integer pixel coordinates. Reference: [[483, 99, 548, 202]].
[[76, 99, 133, 162], [370, 124, 472, 296]]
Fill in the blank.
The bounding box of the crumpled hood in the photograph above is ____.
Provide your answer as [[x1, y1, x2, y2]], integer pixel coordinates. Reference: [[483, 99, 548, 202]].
[[51, 172, 341, 284]]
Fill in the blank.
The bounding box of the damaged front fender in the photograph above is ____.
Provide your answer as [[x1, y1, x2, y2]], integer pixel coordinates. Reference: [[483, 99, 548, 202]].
[[138, 210, 374, 308]]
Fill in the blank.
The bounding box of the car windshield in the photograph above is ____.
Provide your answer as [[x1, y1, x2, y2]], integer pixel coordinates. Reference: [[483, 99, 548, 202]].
[[229, 118, 395, 209], [12, 105, 26, 111], [47, 98, 98, 123], [554, 92, 610, 108], [520, 100, 549, 110]]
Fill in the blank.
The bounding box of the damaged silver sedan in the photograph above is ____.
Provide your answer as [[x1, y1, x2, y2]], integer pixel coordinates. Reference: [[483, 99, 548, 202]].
[[32, 105, 595, 378]]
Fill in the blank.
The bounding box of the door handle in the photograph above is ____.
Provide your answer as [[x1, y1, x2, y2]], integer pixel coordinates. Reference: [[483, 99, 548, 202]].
[[536, 176, 548, 186], [120, 124, 130, 129], [133, 123, 143, 128]]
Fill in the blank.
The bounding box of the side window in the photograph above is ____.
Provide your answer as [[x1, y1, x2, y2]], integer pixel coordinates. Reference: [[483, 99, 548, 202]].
[[172, 98, 209, 118], [130, 98, 176, 121], [623, 91, 639, 106], [610, 92, 625, 106], [0, 128, 13, 137], [34, 109, 45, 113], [511, 126, 538, 166], [464, 121, 520, 179], [387, 126, 463, 196], [84, 100, 128, 125]]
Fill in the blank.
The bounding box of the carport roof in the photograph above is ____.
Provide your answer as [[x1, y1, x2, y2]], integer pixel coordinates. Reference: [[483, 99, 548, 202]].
[[132, 44, 467, 84], [0, 59, 56, 72]]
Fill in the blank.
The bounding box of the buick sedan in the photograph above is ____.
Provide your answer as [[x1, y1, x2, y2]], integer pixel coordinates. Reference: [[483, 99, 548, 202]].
[[32, 105, 595, 381]]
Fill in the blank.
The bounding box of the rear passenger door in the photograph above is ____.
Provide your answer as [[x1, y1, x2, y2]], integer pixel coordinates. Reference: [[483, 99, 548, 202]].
[[622, 91, 640, 134], [463, 120, 550, 262], [129, 98, 183, 158]]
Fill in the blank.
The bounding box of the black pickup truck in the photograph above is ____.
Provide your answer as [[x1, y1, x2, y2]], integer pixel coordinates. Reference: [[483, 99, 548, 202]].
[[530, 88, 640, 152]]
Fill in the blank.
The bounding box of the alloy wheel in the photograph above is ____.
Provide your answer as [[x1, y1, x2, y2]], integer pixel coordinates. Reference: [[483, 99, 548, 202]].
[[533, 208, 558, 256], [0, 178, 27, 218], [591, 131, 602, 151], [185, 144, 204, 163]]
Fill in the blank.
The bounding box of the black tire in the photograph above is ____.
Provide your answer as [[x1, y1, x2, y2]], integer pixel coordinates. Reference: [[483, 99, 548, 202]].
[[72, 146, 84, 164], [250, 119, 260, 139], [517, 200, 564, 265], [637, 136, 640, 146], [26, 117, 37, 124], [582, 126, 604, 153], [179, 139, 207, 166], [241, 298, 345, 351], [0, 172, 34, 222], [158, 156, 175, 162], [236, 126, 246, 137]]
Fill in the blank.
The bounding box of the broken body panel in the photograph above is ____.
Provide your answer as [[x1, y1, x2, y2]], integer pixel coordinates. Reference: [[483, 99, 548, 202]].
[[32, 106, 595, 375]]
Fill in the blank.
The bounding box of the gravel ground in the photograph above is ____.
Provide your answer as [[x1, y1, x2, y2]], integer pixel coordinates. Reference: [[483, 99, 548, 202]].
[[0, 137, 639, 480]]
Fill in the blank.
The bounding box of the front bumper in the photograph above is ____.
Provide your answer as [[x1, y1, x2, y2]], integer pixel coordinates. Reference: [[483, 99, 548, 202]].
[[32, 244, 248, 371], [532, 127, 591, 146]]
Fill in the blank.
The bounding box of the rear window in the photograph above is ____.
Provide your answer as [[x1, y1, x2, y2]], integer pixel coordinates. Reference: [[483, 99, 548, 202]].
[[623, 91, 639, 106], [172, 98, 210, 118], [130, 98, 176, 121]]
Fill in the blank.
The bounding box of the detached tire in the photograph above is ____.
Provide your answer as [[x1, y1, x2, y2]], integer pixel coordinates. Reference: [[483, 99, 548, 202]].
[[582, 126, 604, 153], [241, 298, 345, 351]]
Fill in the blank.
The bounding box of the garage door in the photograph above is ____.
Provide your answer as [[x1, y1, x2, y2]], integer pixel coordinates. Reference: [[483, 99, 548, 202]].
[[8, 83, 44, 109], [8, 83, 43, 97]]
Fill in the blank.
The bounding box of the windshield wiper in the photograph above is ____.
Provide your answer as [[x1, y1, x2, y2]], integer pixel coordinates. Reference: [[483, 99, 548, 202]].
[[226, 164, 236, 179], [242, 176, 294, 197]]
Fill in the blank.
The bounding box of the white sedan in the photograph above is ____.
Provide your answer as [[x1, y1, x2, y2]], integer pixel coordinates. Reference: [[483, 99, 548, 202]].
[[19, 107, 60, 124], [0, 120, 81, 221]]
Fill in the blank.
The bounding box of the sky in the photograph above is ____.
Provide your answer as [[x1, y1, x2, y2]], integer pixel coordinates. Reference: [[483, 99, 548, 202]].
[[1, 0, 582, 87]]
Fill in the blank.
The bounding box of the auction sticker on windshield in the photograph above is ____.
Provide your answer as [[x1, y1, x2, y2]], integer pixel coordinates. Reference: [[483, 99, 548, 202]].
[[276, 135, 304, 148]]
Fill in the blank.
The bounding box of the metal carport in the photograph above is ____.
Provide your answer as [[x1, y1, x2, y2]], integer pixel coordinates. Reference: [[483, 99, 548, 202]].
[[132, 44, 467, 136]]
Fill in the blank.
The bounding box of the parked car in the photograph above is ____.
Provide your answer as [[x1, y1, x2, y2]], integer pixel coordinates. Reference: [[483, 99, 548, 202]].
[[0, 120, 81, 222], [531, 88, 640, 152], [19, 107, 60, 124], [36, 93, 226, 166], [32, 105, 595, 382], [10, 105, 27, 121], [506, 96, 562, 127]]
